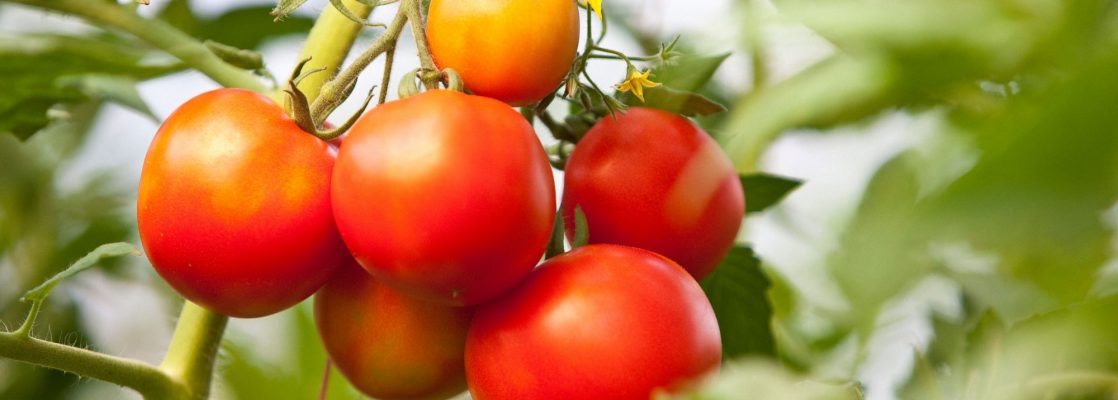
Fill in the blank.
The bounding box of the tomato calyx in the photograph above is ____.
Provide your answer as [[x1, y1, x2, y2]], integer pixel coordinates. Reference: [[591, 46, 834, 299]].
[[283, 57, 375, 141], [398, 67, 466, 99]]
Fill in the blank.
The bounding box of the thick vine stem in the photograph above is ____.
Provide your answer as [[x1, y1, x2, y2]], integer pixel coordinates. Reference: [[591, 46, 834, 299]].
[[0, 330, 180, 399], [309, 1, 412, 120], [294, 0, 376, 103], [4, 0, 266, 92], [159, 302, 229, 400]]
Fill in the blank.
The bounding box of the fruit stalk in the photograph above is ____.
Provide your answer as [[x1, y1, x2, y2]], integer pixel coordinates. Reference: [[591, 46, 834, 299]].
[[294, 0, 376, 102]]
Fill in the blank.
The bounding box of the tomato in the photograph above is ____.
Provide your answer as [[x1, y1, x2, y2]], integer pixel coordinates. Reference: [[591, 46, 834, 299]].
[[426, 0, 580, 106], [465, 244, 722, 400], [332, 90, 555, 306], [137, 88, 345, 318], [561, 107, 744, 280], [315, 258, 472, 400]]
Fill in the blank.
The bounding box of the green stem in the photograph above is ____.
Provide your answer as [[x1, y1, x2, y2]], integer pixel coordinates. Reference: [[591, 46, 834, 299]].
[[5, 0, 266, 92], [13, 300, 43, 337], [404, 0, 438, 89], [587, 54, 657, 62], [310, 3, 411, 119], [590, 46, 633, 64], [379, 44, 397, 104], [0, 330, 179, 399], [159, 302, 228, 400], [295, 0, 376, 103]]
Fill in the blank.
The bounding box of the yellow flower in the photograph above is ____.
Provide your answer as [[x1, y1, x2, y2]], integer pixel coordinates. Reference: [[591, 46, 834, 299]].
[[580, 0, 604, 20], [615, 69, 661, 102]]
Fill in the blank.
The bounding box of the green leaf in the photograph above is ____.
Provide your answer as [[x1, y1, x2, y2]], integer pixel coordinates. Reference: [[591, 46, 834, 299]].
[[56, 75, 157, 121], [668, 361, 859, 400], [619, 86, 727, 117], [271, 0, 310, 22], [653, 53, 731, 93], [0, 34, 180, 139], [203, 40, 265, 71], [922, 43, 1118, 306], [22, 242, 139, 302], [700, 246, 776, 359], [200, 6, 315, 50], [739, 173, 803, 214], [159, 1, 315, 50]]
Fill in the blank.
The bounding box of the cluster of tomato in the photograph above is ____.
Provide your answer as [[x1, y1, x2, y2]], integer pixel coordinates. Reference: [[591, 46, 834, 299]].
[[136, 1, 745, 399]]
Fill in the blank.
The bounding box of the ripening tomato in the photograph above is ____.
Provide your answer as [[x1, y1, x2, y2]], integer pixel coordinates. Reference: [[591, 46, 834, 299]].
[[316, 258, 472, 400], [332, 90, 555, 306], [466, 244, 722, 400], [426, 0, 580, 106], [137, 88, 346, 318], [561, 107, 744, 280]]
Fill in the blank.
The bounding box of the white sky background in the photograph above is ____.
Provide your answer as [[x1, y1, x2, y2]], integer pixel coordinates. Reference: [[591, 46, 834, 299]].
[[0, 1, 955, 399]]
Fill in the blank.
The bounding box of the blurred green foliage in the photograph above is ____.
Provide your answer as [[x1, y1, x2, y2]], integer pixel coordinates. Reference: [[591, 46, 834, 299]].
[[3, 0, 1118, 398]]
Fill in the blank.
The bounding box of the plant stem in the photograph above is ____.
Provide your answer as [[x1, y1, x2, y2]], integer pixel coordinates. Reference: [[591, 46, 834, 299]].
[[5, 0, 266, 92], [159, 302, 228, 400], [379, 44, 397, 104], [295, 0, 376, 103], [310, 4, 411, 119], [0, 330, 179, 399], [403, 0, 438, 89]]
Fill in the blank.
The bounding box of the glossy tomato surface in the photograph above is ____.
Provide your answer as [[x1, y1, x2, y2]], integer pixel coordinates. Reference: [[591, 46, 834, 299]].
[[466, 244, 722, 400], [332, 90, 555, 306], [562, 107, 744, 280], [427, 0, 580, 106], [137, 88, 345, 318], [316, 259, 472, 400]]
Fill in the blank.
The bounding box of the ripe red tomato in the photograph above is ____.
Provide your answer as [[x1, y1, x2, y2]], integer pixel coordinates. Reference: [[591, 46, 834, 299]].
[[315, 258, 472, 400], [466, 244, 722, 400], [332, 90, 555, 306], [561, 107, 744, 280], [426, 0, 580, 106], [137, 88, 345, 318]]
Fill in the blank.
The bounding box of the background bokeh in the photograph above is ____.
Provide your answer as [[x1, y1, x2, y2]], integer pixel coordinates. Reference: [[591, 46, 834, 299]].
[[3, 0, 1118, 399]]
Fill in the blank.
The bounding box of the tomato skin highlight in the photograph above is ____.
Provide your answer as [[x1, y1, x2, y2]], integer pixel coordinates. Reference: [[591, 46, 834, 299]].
[[561, 107, 745, 280], [426, 0, 580, 106], [137, 88, 346, 318], [315, 258, 472, 400], [465, 244, 722, 400], [332, 90, 555, 306]]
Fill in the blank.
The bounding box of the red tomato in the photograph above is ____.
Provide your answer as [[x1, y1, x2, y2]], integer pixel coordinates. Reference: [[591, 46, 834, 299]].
[[466, 244, 722, 400], [137, 88, 346, 318], [315, 258, 472, 400], [332, 90, 555, 306], [426, 0, 580, 106], [562, 108, 744, 280]]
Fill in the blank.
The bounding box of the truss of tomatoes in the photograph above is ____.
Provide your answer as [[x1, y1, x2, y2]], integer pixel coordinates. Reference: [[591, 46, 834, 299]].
[[136, 2, 744, 399]]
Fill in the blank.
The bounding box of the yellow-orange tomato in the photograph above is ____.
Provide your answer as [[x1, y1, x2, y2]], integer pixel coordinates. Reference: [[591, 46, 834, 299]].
[[426, 0, 580, 106], [316, 259, 473, 400]]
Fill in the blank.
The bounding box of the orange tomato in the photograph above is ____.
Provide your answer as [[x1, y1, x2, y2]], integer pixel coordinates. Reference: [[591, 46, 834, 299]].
[[426, 0, 580, 106], [138, 89, 345, 318]]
